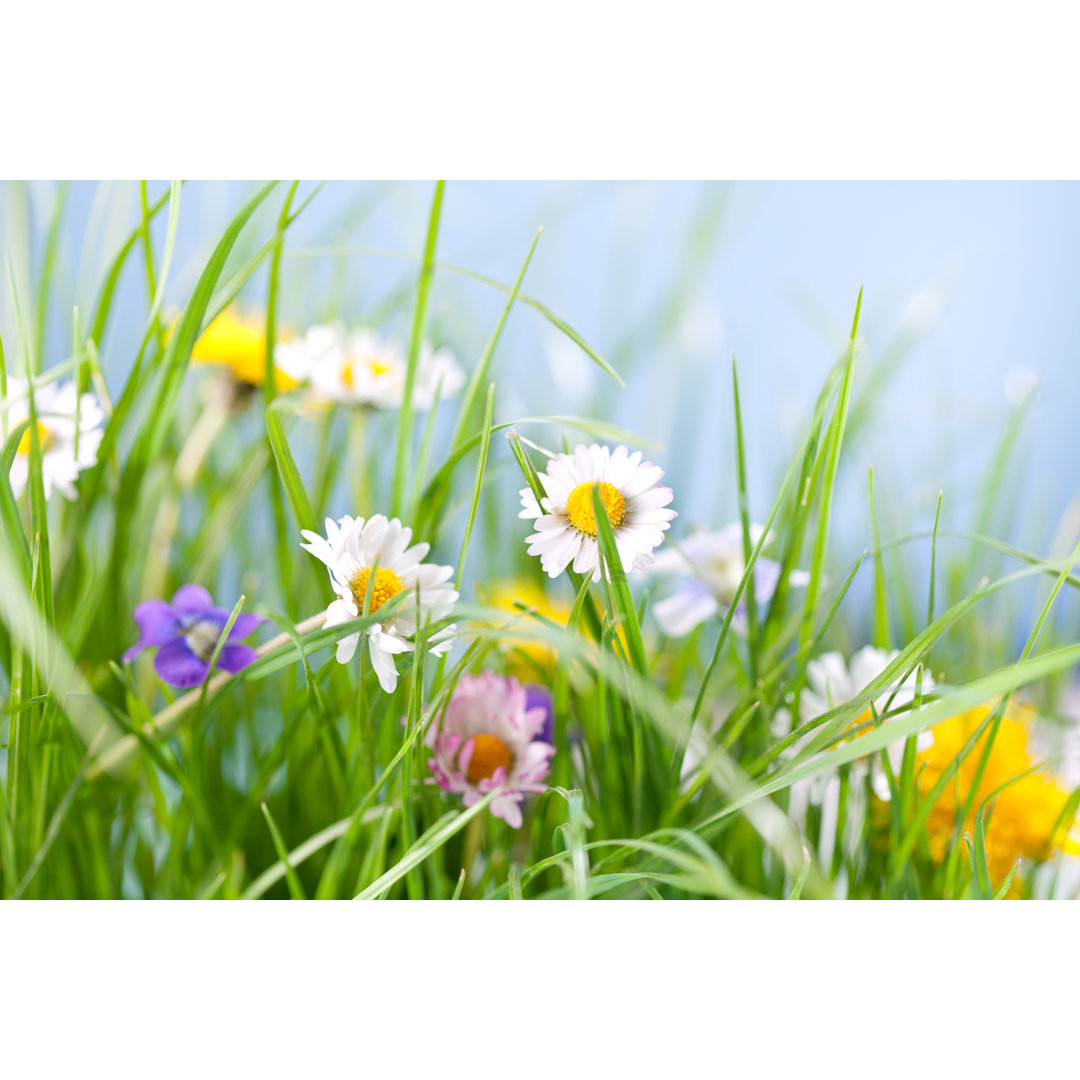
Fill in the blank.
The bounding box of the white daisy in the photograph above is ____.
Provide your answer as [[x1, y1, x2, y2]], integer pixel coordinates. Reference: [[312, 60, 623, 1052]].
[[285, 323, 464, 411], [3, 375, 104, 501], [519, 444, 676, 582], [649, 522, 810, 637], [300, 514, 458, 694], [764, 648, 936, 872], [796, 646, 936, 802], [272, 321, 342, 388]]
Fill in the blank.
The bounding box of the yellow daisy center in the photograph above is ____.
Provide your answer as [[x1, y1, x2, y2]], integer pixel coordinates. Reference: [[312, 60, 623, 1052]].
[[342, 356, 393, 389], [565, 481, 626, 537], [17, 420, 52, 456], [349, 565, 405, 615], [465, 734, 512, 783]]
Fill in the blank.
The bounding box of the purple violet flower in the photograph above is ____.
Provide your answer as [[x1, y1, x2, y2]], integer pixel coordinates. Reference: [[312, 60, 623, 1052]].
[[122, 584, 262, 688]]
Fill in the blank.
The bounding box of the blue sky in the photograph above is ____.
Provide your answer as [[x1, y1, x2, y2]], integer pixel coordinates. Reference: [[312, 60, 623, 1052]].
[[4, 181, 1077, 563]]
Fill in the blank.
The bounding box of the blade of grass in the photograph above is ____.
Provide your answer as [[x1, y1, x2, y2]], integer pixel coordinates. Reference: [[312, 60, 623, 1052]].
[[450, 228, 541, 451], [732, 355, 760, 678], [392, 180, 444, 517], [869, 466, 890, 649], [455, 383, 496, 591], [260, 801, 307, 900], [354, 791, 498, 900], [265, 406, 316, 533]]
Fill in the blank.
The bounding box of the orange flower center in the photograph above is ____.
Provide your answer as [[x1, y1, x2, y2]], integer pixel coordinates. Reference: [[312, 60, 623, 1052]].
[[565, 481, 626, 537], [349, 565, 405, 615], [465, 734, 512, 783]]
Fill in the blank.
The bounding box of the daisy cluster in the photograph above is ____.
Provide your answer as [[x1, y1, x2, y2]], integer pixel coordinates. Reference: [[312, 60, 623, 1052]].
[[192, 311, 465, 412], [9, 303, 1076, 872]]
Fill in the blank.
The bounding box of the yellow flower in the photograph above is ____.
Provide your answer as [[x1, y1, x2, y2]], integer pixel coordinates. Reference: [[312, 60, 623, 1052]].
[[190, 310, 297, 391], [917, 704, 1080, 887], [483, 579, 571, 680]]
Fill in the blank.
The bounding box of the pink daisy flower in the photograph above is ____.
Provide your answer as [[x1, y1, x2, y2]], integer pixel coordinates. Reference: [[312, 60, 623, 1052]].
[[427, 672, 555, 829]]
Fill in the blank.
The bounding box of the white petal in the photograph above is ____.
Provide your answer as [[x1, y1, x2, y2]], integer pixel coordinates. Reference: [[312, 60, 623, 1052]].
[[654, 587, 719, 637], [368, 637, 400, 693]]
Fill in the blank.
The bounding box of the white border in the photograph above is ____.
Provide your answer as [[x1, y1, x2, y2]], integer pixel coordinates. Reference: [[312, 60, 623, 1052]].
[[3, 3, 1079, 177], [2, 901, 1077, 1075]]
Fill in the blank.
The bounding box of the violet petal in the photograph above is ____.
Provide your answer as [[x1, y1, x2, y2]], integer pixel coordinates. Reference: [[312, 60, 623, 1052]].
[[121, 642, 146, 664], [225, 612, 262, 640], [217, 643, 258, 674], [171, 583, 214, 615], [196, 607, 261, 640], [525, 683, 555, 745], [154, 638, 210, 688], [130, 600, 182, 647]]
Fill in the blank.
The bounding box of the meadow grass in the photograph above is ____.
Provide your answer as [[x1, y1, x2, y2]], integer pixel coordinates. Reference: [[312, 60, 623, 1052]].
[[1, 180, 1078, 900]]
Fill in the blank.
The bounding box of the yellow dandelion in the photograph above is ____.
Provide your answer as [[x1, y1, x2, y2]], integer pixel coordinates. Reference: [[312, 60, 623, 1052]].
[[484, 579, 571, 680], [917, 704, 1080, 887], [189, 310, 298, 392]]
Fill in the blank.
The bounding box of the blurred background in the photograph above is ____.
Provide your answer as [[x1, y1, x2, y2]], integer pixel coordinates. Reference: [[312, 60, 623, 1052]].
[[2, 181, 1078, 648]]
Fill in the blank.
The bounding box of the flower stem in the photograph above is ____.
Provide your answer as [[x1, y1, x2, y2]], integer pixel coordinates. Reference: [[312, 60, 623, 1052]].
[[356, 649, 375, 792], [461, 812, 484, 899]]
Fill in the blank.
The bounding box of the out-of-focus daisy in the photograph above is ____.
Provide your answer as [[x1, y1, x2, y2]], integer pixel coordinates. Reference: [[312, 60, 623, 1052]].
[[301, 514, 457, 693], [3, 375, 104, 501], [122, 584, 262, 688], [427, 671, 555, 828], [190, 310, 303, 397], [918, 704, 1080, 889], [650, 522, 809, 637], [801, 645, 935, 798], [519, 444, 676, 582], [292, 323, 464, 411], [775, 646, 934, 871]]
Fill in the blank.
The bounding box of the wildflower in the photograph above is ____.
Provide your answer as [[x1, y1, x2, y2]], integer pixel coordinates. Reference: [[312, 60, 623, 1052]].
[[519, 443, 676, 582], [122, 584, 261, 688], [650, 522, 809, 636], [777, 646, 935, 871], [301, 514, 457, 693], [801, 645, 935, 798], [484, 578, 571, 679], [3, 375, 104, 501], [190, 310, 302, 394], [288, 323, 464, 411], [917, 704, 1080, 887], [524, 682, 555, 745], [427, 671, 555, 828]]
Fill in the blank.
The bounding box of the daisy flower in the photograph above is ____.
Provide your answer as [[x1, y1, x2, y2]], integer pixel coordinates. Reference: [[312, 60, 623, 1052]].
[[650, 522, 810, 637], [427, 671, 555, 828], [519, 444, 676, 582], [3, 375, 104, 501], [122, 584, 262, 688], [292, 323, 464, 411], [770, 646, 936, 872], [788, 646, 935, 803], [300, 514, 458, 693]]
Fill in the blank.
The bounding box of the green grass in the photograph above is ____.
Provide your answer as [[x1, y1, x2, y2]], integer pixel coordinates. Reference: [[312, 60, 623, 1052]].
[[0, 180, 1077, 900]]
